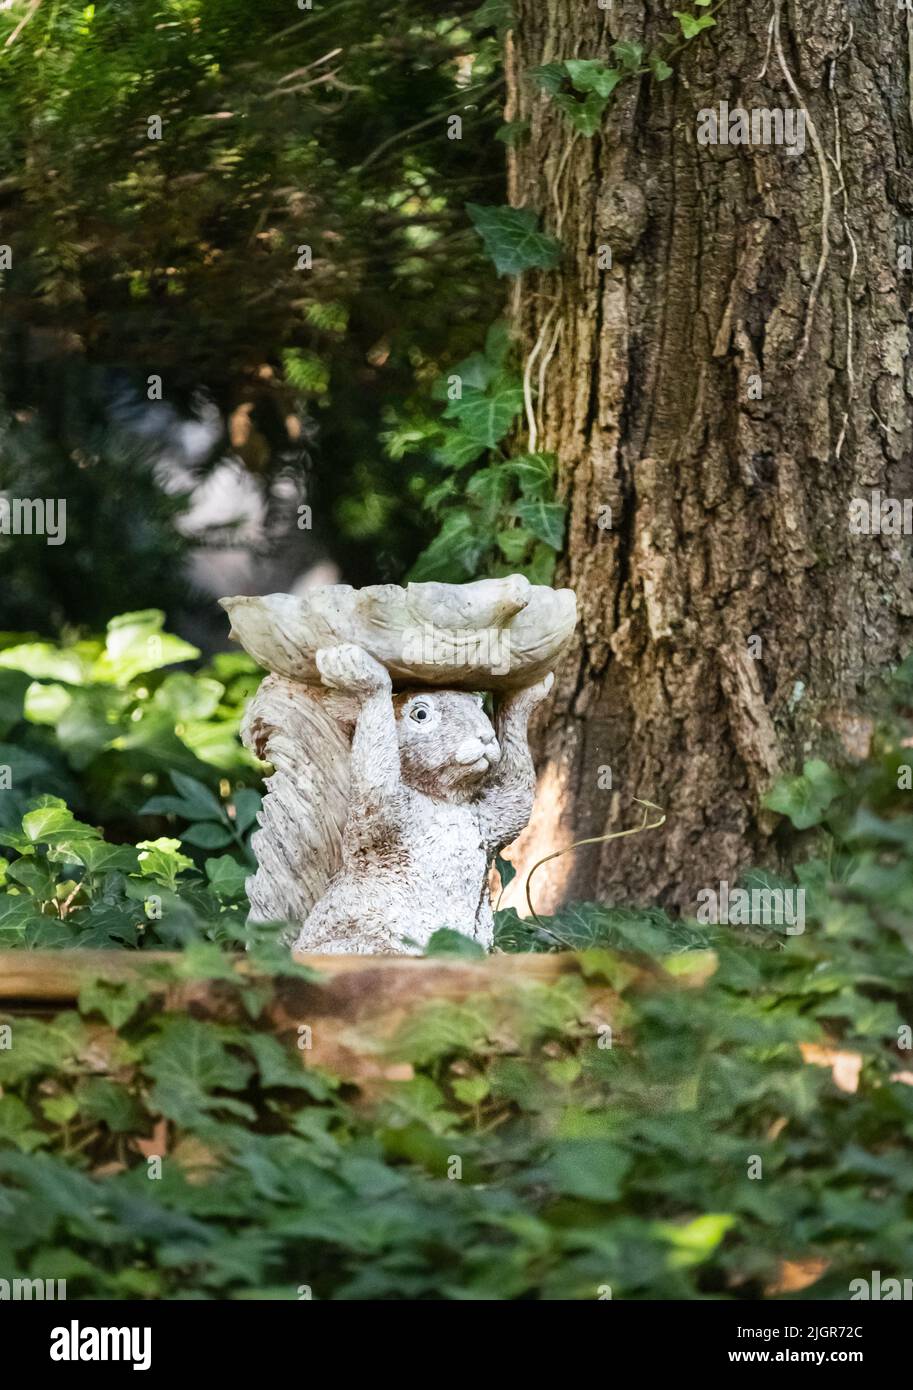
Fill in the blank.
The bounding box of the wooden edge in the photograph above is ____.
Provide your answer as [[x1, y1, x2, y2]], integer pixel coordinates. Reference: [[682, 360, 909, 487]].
[[0, 948, 579, 1003]]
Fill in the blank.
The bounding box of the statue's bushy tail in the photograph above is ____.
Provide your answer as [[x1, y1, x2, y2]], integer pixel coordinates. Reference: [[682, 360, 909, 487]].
[[241, 675, 351, 941]]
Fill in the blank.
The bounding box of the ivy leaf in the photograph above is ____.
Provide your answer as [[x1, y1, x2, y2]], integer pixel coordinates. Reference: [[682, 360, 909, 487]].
[[444, 383, 525, 447], [611, 41, 644, 72], [555, 91, 607, 137], [46, 840, 140, 875], [22, 796, 101, 846], [452, 1075, 491, 1104], [564, 60, 624, 98], [495, 119, 529, 146], [649, 53, 674, 81], [0, 1095, 47, 1152], [529, 62, 567, 95], [525, 541, 558, 584], [466, 204, 561, 277], [496, 528, 533, 564], [510, 451, 555, 499], [92, 610, 199, 686], [673, 10, 716, 39], [205, 855, 249, 900], [145, 1016, 255, 1126], [408, 512, 493, 582], [432, 431, 486, 473], [76, 1078, 145, 1133], [513, 497, 566, 549], [79, 976, 151, 1029], [484, 318, 512, 367], [135, 837, 194, 885], [467, 465, 512, 521], [545, 1139, 631, 1201], [424, 927, 487, 959], [763, 760, 844, 830], [472, 0, 513, 33], [495, 853, 516, 889]]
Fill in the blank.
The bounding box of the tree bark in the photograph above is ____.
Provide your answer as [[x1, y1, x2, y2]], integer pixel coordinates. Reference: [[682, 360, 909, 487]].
[[502, 0, 913, 915]]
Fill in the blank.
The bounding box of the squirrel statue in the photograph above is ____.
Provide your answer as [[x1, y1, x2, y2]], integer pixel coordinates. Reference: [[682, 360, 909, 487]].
[[241, 642, 552, 953]]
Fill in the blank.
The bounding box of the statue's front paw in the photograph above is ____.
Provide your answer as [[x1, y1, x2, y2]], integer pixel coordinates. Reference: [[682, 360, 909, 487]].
[[316, 643, 392, 696], [504, 670, 554, 715]]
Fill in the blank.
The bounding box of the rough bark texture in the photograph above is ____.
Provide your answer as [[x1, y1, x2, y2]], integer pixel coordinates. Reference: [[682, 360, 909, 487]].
[[502, 0, 913, 915]]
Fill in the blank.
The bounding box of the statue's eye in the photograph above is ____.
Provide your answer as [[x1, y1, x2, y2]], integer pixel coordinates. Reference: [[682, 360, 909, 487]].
[[411, 705, 430, 722]]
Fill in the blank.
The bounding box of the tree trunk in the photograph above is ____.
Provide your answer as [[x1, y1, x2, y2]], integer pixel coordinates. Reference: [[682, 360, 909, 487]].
[[502, 0, 913, 915]]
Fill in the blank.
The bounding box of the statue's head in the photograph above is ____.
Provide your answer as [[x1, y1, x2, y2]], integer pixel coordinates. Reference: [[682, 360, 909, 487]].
[[392, 689, 500, 797]]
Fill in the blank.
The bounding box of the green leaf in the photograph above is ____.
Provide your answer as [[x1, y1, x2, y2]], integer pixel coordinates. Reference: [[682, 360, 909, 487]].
[[513, 497, 566, 549], [76, 1078, 145, 1133], [6, 857, 56, 896], [649, 53, 674, 81], [0, 1095, 47, 1152], [145, 1016, 255, 1126], [495, 119, 529, 146], [495, 853, 516, 889], [466, 204, 562, 277], [180, 821, 234, 849], [565, 59, 624, 97], [763, 760, 844, 830], [611, 41, 644, 72], [432, 431, 487, 473], [652, 1213, 736, 1267], [92, 611, 199, 685], [452, 1075, 490, 1105], [496, 527, 533, 564], [529, 62, 567, 95], [135, 837, 194, 885], [408, 512, 494, 581], [204, 855, 249, 899], [22, 796, 101, 846], [424, 927, 487, 958], [47, 840, 140, 875], [510, 451, 555, 499], [466, 465, 511, 521], [169, 773, 226, 823], [229, 789, 262, 835], [443, 383, 525, 447], [78, 976, 151, 1029], [672, 10, 716, 39], [545, 1140, 631, 1201], [555, 91, 608, 137]]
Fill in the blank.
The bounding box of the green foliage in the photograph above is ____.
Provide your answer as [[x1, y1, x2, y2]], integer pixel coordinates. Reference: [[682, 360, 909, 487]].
[[0, 788, 252, 949], [398, 320, 566, 583], [531, 8, 725, 137], [0, 611, 264, 942], [0, 0, 507, 598], [2, 639, 913, 1296], [466, 204, 561, 277], [0, 878, 911, 1297]]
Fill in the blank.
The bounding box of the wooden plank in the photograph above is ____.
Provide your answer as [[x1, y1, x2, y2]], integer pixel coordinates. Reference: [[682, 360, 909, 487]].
[[0, 948, 573, 1002], [0, 947, 715, 1085]]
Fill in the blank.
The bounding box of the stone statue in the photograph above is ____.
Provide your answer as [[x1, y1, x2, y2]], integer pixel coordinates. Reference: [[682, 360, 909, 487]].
[[222, 576, 576, 953]]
